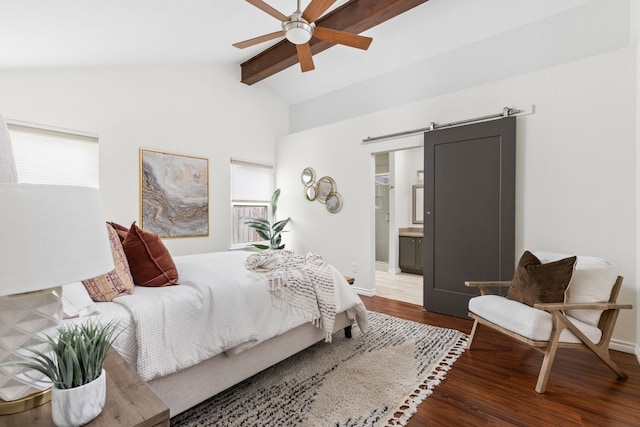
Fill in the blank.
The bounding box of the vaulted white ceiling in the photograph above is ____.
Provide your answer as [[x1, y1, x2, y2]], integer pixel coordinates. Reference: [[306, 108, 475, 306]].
[[0, 0, 592, 105]]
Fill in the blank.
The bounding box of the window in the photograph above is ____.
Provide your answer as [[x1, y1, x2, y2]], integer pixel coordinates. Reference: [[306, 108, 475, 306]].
[[7, 120, 99, 187], [230, 159, 273, 248]]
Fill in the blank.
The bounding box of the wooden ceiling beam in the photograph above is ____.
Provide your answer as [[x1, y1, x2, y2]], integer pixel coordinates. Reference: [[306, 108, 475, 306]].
[[240, 0, 429, 85]]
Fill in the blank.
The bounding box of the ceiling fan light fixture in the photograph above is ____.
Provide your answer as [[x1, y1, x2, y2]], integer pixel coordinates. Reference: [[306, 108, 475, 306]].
[[283, 18, 313, 45]]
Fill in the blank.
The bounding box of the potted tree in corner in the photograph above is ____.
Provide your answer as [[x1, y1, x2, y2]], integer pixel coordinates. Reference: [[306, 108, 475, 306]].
[[245, 188, 291, 250], [18, 320, 119, 427]]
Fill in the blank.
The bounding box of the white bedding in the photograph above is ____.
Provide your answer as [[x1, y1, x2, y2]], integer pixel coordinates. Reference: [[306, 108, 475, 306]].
[[65, 250, 367, 383], [113, 259, 259, 381], [176, 251, 368, 355]]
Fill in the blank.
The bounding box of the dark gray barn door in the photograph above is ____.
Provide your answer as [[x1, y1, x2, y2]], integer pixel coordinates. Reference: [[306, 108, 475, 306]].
[[423, 117, 516, 318]]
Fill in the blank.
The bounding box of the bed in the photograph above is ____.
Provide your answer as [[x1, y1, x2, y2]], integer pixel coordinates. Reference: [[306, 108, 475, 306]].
[[62, 250, 368, 416]]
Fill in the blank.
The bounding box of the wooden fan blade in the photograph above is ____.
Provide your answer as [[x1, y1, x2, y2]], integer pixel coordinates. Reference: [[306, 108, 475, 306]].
[[233, 31, 284, 49], [302, 0, 337, 23], [246, 0, 288, 21], [313, 26, 372, 50], [296, 43, 315, 72]]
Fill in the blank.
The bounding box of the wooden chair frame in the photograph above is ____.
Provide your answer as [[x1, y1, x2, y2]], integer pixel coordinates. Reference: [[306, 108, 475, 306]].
[[465, 276, 632, 393]]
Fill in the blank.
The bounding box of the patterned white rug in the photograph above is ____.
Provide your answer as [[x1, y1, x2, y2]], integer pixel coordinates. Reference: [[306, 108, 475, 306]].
[[171, 311, 468, 427]]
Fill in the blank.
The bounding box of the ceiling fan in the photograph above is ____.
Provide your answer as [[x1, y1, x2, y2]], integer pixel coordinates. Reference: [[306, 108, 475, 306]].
[[233, 0, 373, 73]]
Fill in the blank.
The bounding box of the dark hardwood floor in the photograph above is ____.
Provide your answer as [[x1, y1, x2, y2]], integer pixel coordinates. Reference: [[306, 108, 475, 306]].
[[361, 295, 640, 426]]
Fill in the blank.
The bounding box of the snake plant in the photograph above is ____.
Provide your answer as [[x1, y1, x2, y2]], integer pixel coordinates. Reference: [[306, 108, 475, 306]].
[[18, 320, 119, 389]]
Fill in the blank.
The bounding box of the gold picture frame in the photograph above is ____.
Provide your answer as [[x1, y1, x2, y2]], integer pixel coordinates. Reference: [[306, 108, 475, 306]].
[[139, 148, 209, 238]]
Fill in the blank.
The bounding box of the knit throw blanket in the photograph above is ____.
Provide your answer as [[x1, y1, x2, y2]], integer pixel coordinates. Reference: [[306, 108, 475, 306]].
[[245, 250, 337, 342]]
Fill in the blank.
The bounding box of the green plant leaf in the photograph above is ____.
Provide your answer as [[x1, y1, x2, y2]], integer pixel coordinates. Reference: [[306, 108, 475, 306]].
[[254, 229, 270, 241], [242, 188, 290, 250], [246, 222, 270, 233], [13, 319, 120, 389], [245, 218, 270, 227], [270, 188, 281, 218], [272, 218, 291, 233]]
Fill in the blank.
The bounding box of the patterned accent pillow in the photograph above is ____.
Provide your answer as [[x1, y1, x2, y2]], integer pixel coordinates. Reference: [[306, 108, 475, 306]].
[[505, 251, 576, 307], [107, 221, 129, 243], [82, 224, 135, 302], [121, 222, 178, 287]]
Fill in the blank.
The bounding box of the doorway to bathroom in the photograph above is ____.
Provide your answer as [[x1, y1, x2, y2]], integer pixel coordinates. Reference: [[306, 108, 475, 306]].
[[374, 153, 390, 271], [374, 148, 423, 306]]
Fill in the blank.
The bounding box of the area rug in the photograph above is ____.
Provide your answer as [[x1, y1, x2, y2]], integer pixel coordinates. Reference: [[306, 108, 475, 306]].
[[171, 311, 468, 427]]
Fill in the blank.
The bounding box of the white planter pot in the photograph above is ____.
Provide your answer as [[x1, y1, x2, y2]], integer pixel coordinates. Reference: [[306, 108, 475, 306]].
[[51, 369, 106, 427]]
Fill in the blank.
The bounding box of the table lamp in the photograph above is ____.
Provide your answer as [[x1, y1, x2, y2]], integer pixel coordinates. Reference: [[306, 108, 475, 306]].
[[0, 183, 114, 415]]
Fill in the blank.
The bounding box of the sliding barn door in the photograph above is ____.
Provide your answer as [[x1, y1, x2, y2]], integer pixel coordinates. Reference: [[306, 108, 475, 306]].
[[423, 117, 516, 318]]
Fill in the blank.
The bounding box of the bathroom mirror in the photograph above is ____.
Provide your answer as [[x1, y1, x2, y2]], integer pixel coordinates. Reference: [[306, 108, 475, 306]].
[[412, 184, 424, 224], [316, 176, 335, 203], [326, 192, 343, 214], [301, 167, 315, 185], [305, 184, 317, 201]]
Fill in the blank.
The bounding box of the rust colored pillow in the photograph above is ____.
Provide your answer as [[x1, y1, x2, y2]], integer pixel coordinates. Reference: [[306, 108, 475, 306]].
[[505, 251, 576, 307], [82, 224, 135, 301], [107, 221, 129, 243], [121, 222, 178, 287]]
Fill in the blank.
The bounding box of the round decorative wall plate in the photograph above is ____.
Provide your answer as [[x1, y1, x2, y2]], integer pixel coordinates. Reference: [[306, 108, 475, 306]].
[[316, 176, 336, 203], [301, 167, 315, 185], [325, 192, 343, 213], [304, 184, 317, 201]]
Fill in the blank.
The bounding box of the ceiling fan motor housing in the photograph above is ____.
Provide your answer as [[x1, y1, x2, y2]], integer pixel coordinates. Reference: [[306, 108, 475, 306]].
[[282, 13, 314, 45]]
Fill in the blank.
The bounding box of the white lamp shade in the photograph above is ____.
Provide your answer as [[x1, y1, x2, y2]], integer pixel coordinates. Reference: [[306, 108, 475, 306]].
[[0, 184, 114, 297]]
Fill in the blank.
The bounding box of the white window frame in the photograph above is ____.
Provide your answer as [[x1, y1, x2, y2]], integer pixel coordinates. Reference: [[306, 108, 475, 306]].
[[230, 159, 274, 249]]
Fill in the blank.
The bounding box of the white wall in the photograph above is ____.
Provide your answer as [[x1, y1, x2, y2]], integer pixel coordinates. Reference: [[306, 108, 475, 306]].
[[290, 0, 631, 133], [276, 47, 637, 347], [633, 0, 640, 361], [0, 64, 289, 256]]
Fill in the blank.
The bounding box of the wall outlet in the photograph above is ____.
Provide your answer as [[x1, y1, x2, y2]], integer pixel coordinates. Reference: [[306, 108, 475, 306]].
[[351, 263, 358, 273]]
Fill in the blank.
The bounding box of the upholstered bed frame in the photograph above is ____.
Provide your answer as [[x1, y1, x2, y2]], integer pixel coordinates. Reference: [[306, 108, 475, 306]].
[[148, 312, 351, 416], [58, 236, 363, 418]]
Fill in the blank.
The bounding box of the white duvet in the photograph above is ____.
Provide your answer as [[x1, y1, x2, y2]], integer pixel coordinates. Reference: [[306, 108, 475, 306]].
[[111, 251, 367, 382]]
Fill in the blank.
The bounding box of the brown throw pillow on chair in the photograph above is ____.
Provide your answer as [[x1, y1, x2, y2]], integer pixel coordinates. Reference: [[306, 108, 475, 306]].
[[506, 251, 576, 307]]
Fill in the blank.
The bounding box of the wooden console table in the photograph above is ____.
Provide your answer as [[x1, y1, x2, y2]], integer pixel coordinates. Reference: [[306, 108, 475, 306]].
[[0, 348, 169, 427]]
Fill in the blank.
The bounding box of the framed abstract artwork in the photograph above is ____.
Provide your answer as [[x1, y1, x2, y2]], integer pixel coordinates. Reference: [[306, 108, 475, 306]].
[[139, 148, 209, 238]]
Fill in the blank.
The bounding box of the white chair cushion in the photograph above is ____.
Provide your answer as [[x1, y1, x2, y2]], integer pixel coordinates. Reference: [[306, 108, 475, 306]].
[[469, 295, 602, 344], [534, 251, 617, 326]]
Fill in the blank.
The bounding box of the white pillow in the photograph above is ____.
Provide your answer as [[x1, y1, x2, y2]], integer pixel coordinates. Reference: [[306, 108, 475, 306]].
[[534, 251, 618, 326], [61, 282, 100, 318]]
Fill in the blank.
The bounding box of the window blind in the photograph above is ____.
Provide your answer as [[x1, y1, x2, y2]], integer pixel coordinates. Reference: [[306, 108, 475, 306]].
[[7, 120, 99, 188], [230, 159, 273, 202], [230, 159, 273, 246]]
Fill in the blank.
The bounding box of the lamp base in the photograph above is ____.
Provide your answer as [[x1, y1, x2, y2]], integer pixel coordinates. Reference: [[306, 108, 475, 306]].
[[0, 387, 51, 415], [0, 288, 62, 409]]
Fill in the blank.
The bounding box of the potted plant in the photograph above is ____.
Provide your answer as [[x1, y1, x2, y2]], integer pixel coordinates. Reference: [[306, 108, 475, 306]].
[[18, 320, 119, 427], [245, 188, 291, 250]]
